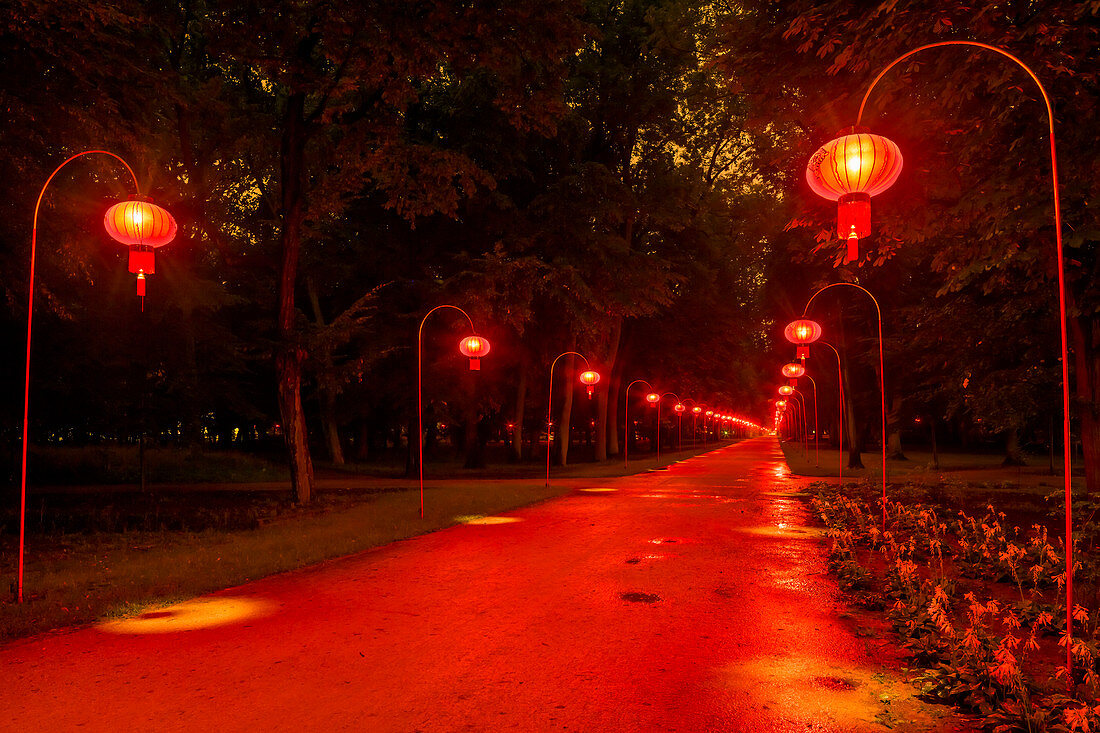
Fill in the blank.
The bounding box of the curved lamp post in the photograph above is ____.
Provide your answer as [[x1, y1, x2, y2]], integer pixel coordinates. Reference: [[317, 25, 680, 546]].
[[662, 392, 681, 459], [673, 400, 686, 451], [646, 392, 661, 461], [800, 283, 887, 530], [817, 41, 1075, 680], [623, 379, 653, 469], [688, 402, 702, 449], [545, 351, 596, 488], [18, 150, 177, 603], [822, 342, 844, 483], [805, 375, 820, 467], [809, 41, 1073, 673], [417, 305, 488, 518]]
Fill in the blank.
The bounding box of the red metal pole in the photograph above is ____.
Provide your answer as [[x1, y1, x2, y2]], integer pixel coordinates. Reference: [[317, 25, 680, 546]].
[[805, 283, 886, 530], [418, 305, 477, 519], [820, 342, 843, 486], [546, 351, 590, 488], [19, 151, 140, 604], [807, 375, 820, 466], [858, 41, 1074, 680], [623, 379, 652, 469]]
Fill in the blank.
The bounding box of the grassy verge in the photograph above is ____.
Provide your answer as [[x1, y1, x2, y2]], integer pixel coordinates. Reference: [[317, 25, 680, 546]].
[[778, 439, 1082, 492], [0, 480, 565, 643], [0, 442, 728, 643], [808, 475, 1100, 730]]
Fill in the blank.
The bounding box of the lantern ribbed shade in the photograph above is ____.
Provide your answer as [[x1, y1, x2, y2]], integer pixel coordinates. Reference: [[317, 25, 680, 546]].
[[104, 200, 177, 247], [782, 362, 806, 378], [806, 132, 903, 201], [784, 319, 822, 345], [459, 336, 490, 358], [579, 370, 600, 386]]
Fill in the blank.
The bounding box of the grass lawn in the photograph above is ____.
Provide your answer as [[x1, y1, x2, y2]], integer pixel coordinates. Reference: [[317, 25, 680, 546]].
[[0, 442, 727, 643], [778, 439, 1083, 493]]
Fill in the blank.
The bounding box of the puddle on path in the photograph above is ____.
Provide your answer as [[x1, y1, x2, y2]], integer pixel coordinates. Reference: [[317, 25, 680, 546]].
[[715, 656, 961, 732], [621, 592, 661, 603]]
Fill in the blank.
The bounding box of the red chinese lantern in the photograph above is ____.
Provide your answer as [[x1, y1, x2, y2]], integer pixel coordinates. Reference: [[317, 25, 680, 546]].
[[579, 370, 601, 398], [674, 403, 685, 414], [103, 197, 177, 304], [784, 319, 822, 361], [459, 335, 491, 370], [782, 362, 806, 379], [778, 385, 794, 396], [705, 410, 713, 417], [646, 393, 660, 405], [692, 406, 702, 414], [806, 129, 903, 263]]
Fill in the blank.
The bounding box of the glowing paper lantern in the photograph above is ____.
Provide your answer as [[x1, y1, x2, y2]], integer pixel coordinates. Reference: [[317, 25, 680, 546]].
[[782, 362, 805, 379], [784, 319, 822, 361], [646, 393, 660, 405], [806, 130, 902, 262], [674, 403, 685, 414], [579, 370, 601, 398], [103, 198, 177, 301], [778, 385, 794, 396], [692, 406, 702, 414], [459, 335, 491, 370]]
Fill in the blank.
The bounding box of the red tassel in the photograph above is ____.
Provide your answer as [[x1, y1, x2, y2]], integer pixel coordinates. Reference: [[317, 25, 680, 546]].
[[846, 228, 859, 263]]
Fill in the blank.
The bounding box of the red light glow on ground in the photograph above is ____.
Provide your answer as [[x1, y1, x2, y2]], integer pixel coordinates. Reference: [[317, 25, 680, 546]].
[[98, 597, 275, 635]]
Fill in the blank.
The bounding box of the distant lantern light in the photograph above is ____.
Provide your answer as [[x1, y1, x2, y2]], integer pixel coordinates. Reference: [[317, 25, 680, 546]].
[[674, 403, 685, 414], [705, 410, 713, 417], [806, 129, 902, 263], [579, 370, 601, 398], [459, 335, 491, 370], [778, 385, 794, 396], [103, 197, 177, 304], [692, 406, 702, 414], [784, 319, 823, 361], [646, 393, 660, 405]]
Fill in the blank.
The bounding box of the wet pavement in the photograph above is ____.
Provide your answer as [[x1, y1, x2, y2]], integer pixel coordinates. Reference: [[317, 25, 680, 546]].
[[0, 436, 974, 731]]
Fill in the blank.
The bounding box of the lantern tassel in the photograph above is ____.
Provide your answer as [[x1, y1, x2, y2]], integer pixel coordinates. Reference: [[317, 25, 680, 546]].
[[136, 272, 146, 311], [468, 357, 480, 371]]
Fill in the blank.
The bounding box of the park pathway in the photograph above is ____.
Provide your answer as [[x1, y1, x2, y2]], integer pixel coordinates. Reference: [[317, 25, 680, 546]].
[[0, 437, 973, 732]]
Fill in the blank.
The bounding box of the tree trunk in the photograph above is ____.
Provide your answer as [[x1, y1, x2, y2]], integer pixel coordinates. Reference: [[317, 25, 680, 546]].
[[841, 357, 864, 469], [606, 368, 621, 457], [886, 395, 907, 460], [462, 370, 484, 469], [1070, 311, 1100, 493], [511, 365, 526, 463], [181, 307, 204, 458], [593, 317, 622, 463], [555, 354, 575, 466], [276, 92, 315, 503], [306, 278, 345, 465], [999, 428, 1026, 467], [404, 414, 417, 478], [930, 415, 940, 469], [355, 418, 370, 461]]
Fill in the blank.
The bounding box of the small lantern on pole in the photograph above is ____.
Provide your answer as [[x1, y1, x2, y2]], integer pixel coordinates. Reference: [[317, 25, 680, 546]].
[[459, 335, 491, 370], [784, 319, 823, 361], [806, 129, 903, 263], [579, 370, 601, 398], [103, 197, 177, 309]]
